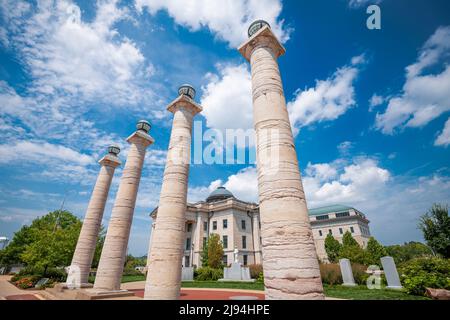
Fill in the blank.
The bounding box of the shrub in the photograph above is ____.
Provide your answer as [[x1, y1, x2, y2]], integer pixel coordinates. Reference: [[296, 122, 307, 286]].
[[352, 263, 370, 285], [195, 267, 223, 281], [319, 263, 342, 285], [248, 264, 263, 279], [123, 267, 142, 276], [399, 257, 450, 296], [14, 276, 40, 289], [257, 272, 264, 283]]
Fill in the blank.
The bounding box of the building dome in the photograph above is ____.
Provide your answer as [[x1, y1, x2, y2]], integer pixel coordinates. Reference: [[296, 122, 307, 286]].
[[206, 186, 234, 202]]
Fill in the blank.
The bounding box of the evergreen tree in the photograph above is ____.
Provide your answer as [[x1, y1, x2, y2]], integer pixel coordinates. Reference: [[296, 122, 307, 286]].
[[207, 233, 224, 269], [365, 237, 387, 265], [324, 234, 342, 263]]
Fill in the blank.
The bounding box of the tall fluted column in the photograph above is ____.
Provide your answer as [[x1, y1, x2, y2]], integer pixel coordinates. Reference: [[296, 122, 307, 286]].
[[66, 145, 121, 287], [238, 21, 324, 299], [93, 120, 154, 291], [144, 85, 202, 300]]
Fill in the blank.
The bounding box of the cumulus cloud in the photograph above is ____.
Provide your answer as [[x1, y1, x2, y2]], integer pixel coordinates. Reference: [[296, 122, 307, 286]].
[[0, 140, 93, 165], [287, 55, 365, 134], [201, 64, 253, 131], [190, 155, 450, 244], [135, 0, 291, 47], [0, 0, 153, 106], [375, 26, 450, 143], [435, 117, 450, 147]]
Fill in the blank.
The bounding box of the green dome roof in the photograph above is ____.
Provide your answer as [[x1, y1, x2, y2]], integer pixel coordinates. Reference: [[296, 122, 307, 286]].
[[308, 204, 354, 216], [206, 187, 234, 202]]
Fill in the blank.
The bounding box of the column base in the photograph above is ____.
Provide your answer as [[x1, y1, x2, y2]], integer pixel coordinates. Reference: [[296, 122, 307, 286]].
[[76, 288, 135, 300]]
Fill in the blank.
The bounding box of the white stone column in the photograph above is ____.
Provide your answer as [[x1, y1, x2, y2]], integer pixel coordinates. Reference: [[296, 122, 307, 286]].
[[67, 146, 121, 287], [144, 85, 202, 300], [238, 21, 324, 299], [193, 213, 202, 267], [93, 121, 154, 291]]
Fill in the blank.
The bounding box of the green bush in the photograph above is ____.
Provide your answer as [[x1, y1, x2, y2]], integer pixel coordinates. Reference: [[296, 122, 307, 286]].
[[248, 264, 263, 279], [257, 272, 264, 282], [195, 267, 223, 281], [399, 257, 450, 296], [123, 267, 142, 276], [352, 263, 370, 285], [319, 263, 342, 285], [13, 275, 40, 289]]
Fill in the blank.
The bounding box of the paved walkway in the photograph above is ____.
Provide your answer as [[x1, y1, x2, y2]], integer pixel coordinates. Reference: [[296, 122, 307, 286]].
[[0, 275, 43, 300]]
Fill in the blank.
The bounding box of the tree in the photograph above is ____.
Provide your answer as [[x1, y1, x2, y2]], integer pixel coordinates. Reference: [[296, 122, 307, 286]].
[[207, 234, 224, 269], [386, 241, 433, 264], [342, 231, 359, 247], [201, 241, 209, 267], [418, 204, 450, 258], [0, 210, 105, 275], [324, 234, 342, 263], [365, 237, 387, 265], [339, 231, 366, 264]]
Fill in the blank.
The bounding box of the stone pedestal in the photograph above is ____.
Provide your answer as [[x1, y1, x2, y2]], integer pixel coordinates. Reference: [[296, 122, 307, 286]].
[[181, 267, 194, 281], [144, 87, 202, 300], [219, 263, 254, 282], [339, 258, 356, 287], [238, 22, 324, 300], [93, 124, 154, 293], [67, 150, 121, 287], [381, 256, 403, 290]]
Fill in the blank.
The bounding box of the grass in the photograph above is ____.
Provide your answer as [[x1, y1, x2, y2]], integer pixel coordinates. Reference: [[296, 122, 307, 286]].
[[323, 284, 430, 300], [88, 275, 431, 300], [181, 281, 265, 291]]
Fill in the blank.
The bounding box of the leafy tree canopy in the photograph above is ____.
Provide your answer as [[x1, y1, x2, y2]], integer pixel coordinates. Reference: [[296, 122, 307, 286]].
[[207, 233, 224, 269], [324, 234, 342, 263], [418, 203, 450, 258]]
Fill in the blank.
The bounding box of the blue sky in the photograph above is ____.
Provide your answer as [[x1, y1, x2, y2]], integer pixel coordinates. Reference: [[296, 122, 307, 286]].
[[0, 0, 449, 256]]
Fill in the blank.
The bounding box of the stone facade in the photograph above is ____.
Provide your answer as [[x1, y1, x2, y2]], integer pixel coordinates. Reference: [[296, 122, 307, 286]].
[[150, 188, 371, 267]]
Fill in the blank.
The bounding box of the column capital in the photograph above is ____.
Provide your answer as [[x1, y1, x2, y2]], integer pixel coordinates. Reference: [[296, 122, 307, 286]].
[[238, 25, 286, 62], [98, 154, 121, 168], [167, 94, 202, 116], [126, 130, 155, 147]]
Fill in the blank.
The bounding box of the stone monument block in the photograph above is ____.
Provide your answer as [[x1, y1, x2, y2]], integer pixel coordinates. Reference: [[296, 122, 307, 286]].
[[181, 267, 194, 281], [339, 258, 356, 286], [381, 256, 403, 290]]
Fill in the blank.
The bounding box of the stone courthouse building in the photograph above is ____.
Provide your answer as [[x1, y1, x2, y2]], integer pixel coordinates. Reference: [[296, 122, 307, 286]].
[[150, 186, 371, 265]]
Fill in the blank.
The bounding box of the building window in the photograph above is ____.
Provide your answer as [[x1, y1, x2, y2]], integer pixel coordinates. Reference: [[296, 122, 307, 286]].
[[185, 255, 190, 267], [242, 236, 247, 249], [328, 229, 332, 235], [319, 230, 322, 236], [350, 226, 354, 233], [316, 214, 329, 221], [185, 238, 191, 251], [243, 255, 248, 266], [222, 255, 228, 265], [203, 221, 207, 231], [203, 237, 207, 248], [223, 219, 228, 229], [213, 221, 217, 230], [339, 228, 343, 235], [336, 211, 350, 218], [223, 235, 228, 249], [187, 223, 192, 232], [241, 220, 246, 230]]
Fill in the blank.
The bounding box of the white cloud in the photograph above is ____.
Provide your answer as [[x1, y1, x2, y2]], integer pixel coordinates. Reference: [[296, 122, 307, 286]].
[[348, 0, 383, 9], [369, 93, 384, 111], [0, 140, 93, 165], [435, 117, 450, 147], [1, 0, 152, 106], [223, 166, 258, 202], [200, 64, 253, 131], [287, 55, 365, 134], [375, 26, 450, 141], [135, 0, 291, 47]]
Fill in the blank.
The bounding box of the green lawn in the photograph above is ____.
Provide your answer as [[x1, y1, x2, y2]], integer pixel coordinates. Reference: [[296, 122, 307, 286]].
[[181, 281, 265, 291], [95, 275, 430, 300], [323, 284, 430, 300]]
